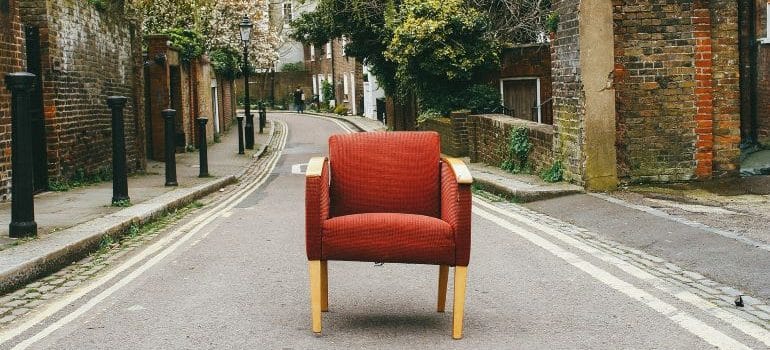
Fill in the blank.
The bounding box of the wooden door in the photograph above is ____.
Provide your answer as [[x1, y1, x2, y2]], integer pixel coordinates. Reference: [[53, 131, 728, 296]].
[[502, 79, 537, 122]]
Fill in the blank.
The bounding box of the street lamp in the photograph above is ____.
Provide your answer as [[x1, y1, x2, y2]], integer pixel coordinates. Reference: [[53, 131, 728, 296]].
[[240, 14, 255, 149]]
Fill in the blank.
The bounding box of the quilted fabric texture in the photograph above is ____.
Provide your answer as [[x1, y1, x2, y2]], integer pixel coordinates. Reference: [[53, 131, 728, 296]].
[[441, 162, 472, 266], [328, 132, 441, 217], [305, 158, 330, 261], [321, 213, 455, 265]]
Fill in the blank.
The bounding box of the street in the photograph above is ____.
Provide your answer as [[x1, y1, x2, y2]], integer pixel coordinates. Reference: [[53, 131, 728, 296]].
[[1, 113, 768, 349]]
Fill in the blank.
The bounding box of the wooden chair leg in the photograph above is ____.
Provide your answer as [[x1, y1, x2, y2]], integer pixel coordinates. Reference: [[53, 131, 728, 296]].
[[452, 266, 468, 340], [309, 260, 322, 334], [437, 265, 449, 312], [321, 260, 329, 312]]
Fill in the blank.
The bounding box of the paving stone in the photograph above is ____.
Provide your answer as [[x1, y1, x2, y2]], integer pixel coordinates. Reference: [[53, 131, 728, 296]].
[[37, 285, 55, 293], [742, 295, 763, 306], [639, 253, 665, 263], [718, 286, 742, 297], [664, 263, 682, 272], [0, 295, 15, 304], [62, 280, 79, 288], [11, 307, 30, 316], [5, 299, 28, 307], [0, 314, 17, 324], [754, 304, 770, 313], [22, 292, 41, 299], [690, 283, 720, 295], [670, 274, 693, 283], [0, 307, 10, 314], [25, 300, 45, 308], [700, 279, 719, 287], [49, 278, 66, 286], [748, 310, 770, 321], [682, 271, 706, 280], [52, 287, 70, 294]]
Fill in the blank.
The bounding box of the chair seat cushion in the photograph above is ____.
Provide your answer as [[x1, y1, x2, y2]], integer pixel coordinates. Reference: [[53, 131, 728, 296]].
[[322, 213, 455, 265]]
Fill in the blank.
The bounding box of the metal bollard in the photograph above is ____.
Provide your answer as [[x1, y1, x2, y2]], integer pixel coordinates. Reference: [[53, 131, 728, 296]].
[[5, 72, 38, 238], [197, 117, 209, 177], [236, 114, 245, 155], [259, 104, 266, 134], [245, 110, 255, 149], [162, 109, 178, 186], [107, 96, 130, 205]]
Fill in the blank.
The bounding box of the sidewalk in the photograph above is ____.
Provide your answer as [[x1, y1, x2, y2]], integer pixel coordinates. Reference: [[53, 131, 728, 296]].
[[0, 122, 273, 292]]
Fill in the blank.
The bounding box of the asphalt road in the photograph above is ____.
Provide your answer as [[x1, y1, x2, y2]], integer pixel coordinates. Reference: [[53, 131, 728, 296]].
[[3, 113, 769, 349]]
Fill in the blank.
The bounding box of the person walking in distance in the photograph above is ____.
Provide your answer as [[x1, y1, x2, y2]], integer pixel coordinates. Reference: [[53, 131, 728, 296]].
[[293, 86, 305, 114]]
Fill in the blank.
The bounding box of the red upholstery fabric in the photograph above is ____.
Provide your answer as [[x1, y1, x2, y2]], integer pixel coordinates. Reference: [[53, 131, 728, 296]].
[[305, 158, 330, 260], [328, 132, 441, 217], [441, 162, 472, 266], [321, 213, 455, 265]]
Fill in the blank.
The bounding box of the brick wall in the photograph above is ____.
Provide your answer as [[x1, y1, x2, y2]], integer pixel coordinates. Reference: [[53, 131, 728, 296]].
[[0, 0, 25, 199], [708, 0, 740, 177], [468, 114, 554, 173], [419, 111, 469, 157], [612, 0, 740, 183], [235, 71, 310, 108], [758, 46, 770, 144], [18, 1, 144, 182], [551, 0, 584, 183]]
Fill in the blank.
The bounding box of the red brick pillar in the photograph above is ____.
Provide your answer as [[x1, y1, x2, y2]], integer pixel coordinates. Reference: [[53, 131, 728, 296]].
[[693, 4, 714, 180]]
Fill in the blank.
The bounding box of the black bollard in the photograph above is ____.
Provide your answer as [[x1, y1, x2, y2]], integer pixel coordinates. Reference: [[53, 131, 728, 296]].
[[245, 111, 254, 149], [162, 109, 178, 186], [197, 117, 209, 177], [107, 96, 130, 205], [259, 106, 266, 134], [236, 115, 245, 155], [5, 72, 38, 238]]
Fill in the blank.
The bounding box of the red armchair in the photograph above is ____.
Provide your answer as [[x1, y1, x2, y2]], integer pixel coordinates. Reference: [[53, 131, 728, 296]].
[[305, 131, 472, 339]]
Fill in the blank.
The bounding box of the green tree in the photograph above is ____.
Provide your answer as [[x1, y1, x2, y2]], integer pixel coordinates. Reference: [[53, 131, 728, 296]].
[[385, 0, 499, 113]]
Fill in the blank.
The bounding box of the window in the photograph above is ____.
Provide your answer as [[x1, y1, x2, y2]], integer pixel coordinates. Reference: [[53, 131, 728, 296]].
[[343, 74, 349, 96], [310, 44, 315, 61], [341, 36, 347, 56], [283, 3, 292, 22], [326, 42, 332, 59], [0, 0, 8, 14], [312, 76, 318, 95]]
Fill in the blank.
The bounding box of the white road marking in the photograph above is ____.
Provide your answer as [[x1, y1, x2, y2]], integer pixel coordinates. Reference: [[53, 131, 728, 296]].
[[299, 113, 357, 133], [473, 204, 752, 350], [291, 163, 308, 175], [220, 211, 232, 218], [1, 121, 288, 349], [475, 198, 770, 348]]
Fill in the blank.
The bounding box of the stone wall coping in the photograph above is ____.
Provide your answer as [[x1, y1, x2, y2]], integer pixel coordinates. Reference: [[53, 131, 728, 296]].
[[471, 114, 555, 135]]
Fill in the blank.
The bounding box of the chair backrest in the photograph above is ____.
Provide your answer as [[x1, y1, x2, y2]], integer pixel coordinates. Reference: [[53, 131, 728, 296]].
[[329, 132, 441, 217]]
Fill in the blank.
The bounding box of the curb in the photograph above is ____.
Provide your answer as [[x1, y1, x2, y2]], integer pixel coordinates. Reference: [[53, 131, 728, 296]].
[[253, 120, 276, 160], [473, 177, 583, 203], [0, 175, 239, 294]]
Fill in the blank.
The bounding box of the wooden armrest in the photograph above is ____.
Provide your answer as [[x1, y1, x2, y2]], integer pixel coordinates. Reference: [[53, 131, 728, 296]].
[[442, 157, 473, 184], [306, 157, 327, 177]]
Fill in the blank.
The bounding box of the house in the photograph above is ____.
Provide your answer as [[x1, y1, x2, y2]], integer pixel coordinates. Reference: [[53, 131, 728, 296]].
[[466, 0, 758, 191], [304, 38, 365, 115]]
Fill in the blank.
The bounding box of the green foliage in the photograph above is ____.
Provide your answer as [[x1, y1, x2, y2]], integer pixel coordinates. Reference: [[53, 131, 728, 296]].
[[540, 160, 564, 183], [281, 62, 306, 72], [463, 84, 502, 114], [98, 235, 115, 253], [500, 127, 532, 173], [385, 0, 500, 114], [87, 0, 107, 11], [209, 47, 241, 80], [333, 104, 349, 115], [49, 167, 113, 192], [111, 199, 132, 207], [321, 80, 335, 102], [546, 12, 559, 33], [417, 109, 442, 125], [164, 28, 205, 63]]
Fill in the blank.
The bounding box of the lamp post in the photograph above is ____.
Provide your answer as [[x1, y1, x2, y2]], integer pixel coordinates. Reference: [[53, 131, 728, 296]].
[[240, 14, 255, 150]]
